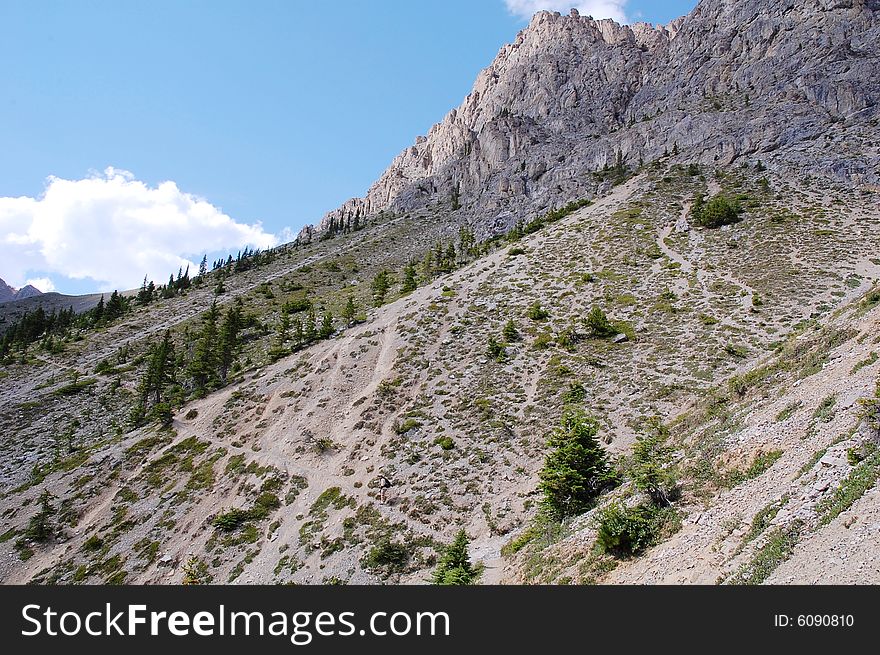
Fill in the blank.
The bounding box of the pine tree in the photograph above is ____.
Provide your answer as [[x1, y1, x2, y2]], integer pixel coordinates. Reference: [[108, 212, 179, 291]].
[[304, 308, 317, 342], [279, 307, 291, 341], [432, 529, 478, 585], [371, 270, 392, 306], [342, 297, 356, 327], [141, 330, 176, 405], [458, 226, 475, 259], [198, 255, 208, 277], [25, 490, 56, 543], [105, 290, 125, 320], [218, 303, 242, 383], [421, 250, 434, 280], [94, 295, 105, 324], [319, 311, 334, 339], [137, 275, 151, 305], [401, 262, 418, 293], [444, 243, 457, 269], [585, 306, 615, 337], [292, 316, 304, 348], [502, 319, 520, 342], [539, 410, 616, 518], [188, 302, 219, 394]]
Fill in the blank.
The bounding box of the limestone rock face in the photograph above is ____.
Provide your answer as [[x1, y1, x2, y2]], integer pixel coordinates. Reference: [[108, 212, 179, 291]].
[[302, 0, 879, 241]]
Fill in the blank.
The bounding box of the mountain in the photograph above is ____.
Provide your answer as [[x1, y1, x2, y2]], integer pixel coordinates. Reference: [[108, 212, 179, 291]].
[[303, 0, 878, 242], [0, 279, 14, 303], [0, 0, 878, 586], [12, 285, 42, 301], [0, 277, 44, 303]]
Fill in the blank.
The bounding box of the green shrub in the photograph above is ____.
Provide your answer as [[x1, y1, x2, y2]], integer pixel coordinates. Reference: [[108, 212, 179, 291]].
[[486, 337, 507, 362], [434, 436, 455, 450], [24, 491, 56, 543], [363, 538, 410, 575], [527, 302, 550, 321], [562, 383, 586, 405], [394, 417, 422, 434], [595, 501, 680, 557], [691, 194, 743, 228], [813, 395, 837, 423], [723, 450, 784, 487], [211, 508, 252, 532]]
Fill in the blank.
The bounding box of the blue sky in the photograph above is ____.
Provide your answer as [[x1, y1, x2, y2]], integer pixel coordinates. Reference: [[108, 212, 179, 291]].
[[0, 0, 695, 294]]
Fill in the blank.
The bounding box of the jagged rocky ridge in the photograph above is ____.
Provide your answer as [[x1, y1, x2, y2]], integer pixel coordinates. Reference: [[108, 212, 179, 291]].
[[300, 0, 879, 242], [0, 278, 42, 304]]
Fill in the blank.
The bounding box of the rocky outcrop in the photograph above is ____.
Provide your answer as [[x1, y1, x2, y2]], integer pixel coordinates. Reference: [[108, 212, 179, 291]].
[[299, 0, 879, 242]]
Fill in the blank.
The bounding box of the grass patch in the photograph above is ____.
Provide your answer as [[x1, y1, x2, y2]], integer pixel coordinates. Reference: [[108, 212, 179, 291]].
[[775, 401, 802, 422], [815, 447, 880, 525], [726, 522, 802, 585]]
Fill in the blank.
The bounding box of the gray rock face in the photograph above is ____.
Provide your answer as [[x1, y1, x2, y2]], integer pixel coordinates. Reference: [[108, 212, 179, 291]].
[[300, 0, 879, 241]]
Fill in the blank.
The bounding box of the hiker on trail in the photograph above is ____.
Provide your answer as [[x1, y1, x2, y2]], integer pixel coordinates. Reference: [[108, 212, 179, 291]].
[[377, 474, 391, 504]]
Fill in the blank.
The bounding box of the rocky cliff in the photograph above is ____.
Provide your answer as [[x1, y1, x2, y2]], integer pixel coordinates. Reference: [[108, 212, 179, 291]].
[[300, 0, 879, 241]]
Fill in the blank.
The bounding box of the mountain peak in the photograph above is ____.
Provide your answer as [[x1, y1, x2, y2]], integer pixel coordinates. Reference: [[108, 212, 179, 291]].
[[300, 0, 877, 245], [0, 277, 45, 303]]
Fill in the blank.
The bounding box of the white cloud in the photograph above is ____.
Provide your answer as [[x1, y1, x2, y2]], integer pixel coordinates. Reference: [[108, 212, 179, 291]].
[[24, 277, 55, 293], [0, 168, 278, 293], [504, 0, 628, 22]]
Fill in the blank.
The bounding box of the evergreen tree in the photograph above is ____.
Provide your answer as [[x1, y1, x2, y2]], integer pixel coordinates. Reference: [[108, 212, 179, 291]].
[[198, 255, 208, 277], [292, 316, 304, 348], [319, 311, 334, 339], [218, 303, 242, 383], [304, 308, 317, 342], [371, 270, 392, 306], [137, 275, 151, 305], [539, 410, 616, 518], [458, 226, 475, 259], [502, 319, 520, 342], [445, 242, 457, 269], [94, 295, 105, 324], [25, 490, 56, 543], [432, 529, 478, 585], [401, 262, 418, 293], [141, 330, 176, 405], [105, 290, 125, 320], [341, 297, 357, 327], [421, 250, 434, 280], [451, 181, 461, 211], [188, 302, 219, 394], [585, 306, 615, 337], [279, 307, 291, 341]]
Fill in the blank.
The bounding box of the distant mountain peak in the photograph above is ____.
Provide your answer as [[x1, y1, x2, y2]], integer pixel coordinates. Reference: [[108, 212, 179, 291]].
[[0, 277, 45, 303]]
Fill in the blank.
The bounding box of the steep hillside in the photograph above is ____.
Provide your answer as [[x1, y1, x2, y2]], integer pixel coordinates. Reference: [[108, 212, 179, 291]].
[[0, 0, 878, 586]]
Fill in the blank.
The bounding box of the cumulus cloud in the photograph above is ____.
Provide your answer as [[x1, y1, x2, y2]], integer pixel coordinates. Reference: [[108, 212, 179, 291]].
[[504, 0, 628, 22], [0, 168, 278, 293], [24, 277, 55, 293]]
